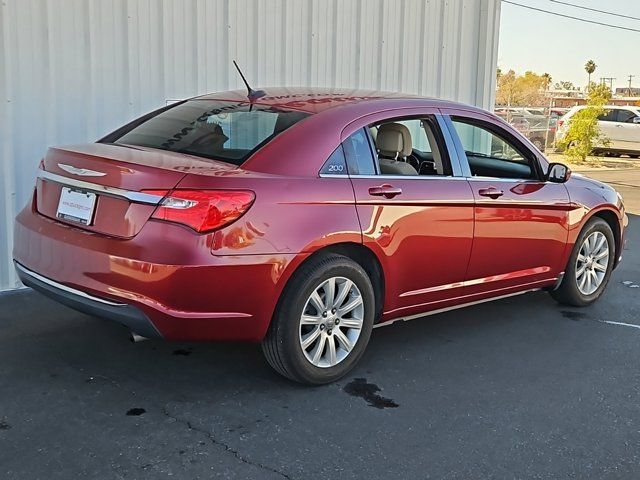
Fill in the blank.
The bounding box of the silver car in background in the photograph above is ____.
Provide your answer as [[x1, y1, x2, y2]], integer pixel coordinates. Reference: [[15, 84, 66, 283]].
[[556, 105, 640, 157]]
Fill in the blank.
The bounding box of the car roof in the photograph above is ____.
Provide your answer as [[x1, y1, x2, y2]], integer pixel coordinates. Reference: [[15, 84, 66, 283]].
[[193, 87, 492, 177], [571, 104, 638, 110], [193, 87, 481, 115]]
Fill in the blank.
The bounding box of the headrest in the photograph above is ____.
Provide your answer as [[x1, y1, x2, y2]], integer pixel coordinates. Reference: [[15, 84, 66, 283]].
[[376, 123, 412, 158]]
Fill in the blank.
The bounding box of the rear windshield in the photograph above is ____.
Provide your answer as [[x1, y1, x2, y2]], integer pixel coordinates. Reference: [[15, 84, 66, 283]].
[[112, 100, 310, 165]]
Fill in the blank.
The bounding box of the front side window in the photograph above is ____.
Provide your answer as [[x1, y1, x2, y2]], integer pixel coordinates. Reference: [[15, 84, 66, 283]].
[[112, 100, 309, 165], [616, 109, 639, 123], [451, 117, 538, 180]]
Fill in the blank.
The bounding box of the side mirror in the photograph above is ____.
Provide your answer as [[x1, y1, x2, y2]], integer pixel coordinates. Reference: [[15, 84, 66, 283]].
[[547, 162, 571, 183], [632, 117, 640, 124]]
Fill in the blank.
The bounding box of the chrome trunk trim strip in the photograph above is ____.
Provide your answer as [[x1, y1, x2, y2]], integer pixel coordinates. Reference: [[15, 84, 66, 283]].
[[38, 170, 165, 205]]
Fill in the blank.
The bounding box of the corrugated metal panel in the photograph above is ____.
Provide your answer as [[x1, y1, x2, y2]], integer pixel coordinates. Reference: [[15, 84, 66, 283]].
[[0, 0, 501, 290]]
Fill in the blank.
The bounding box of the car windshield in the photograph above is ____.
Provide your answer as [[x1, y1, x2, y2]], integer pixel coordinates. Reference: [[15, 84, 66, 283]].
[[113, 100, 310, 165]]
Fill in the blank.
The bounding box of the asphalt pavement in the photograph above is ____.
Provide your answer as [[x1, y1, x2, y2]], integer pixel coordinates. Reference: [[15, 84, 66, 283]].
[[1, 172, 639, 479]]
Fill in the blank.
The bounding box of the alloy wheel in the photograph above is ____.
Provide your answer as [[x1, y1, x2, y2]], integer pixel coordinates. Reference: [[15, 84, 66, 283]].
[[298, 276, 364, 368], [575, 231, 609, 295]]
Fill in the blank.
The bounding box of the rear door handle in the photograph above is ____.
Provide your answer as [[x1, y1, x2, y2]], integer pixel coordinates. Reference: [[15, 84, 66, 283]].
[[368, 184, 403, 199], [478, 187, 504, 199]]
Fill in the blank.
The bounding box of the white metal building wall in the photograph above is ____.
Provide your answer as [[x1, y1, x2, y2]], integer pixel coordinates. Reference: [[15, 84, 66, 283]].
[[0, 0, 501, 290]]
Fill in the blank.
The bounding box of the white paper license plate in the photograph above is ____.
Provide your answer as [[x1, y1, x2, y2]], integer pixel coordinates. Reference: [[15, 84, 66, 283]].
[[56, 187, 97, 225]]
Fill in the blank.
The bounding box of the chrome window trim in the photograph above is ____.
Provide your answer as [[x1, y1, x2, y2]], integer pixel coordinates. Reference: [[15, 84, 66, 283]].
[[319, 173, 546, 184], [319, 173, 470, 181], [465, 176, 543, 183], [38, 170, 165, 205], [14, 262, 126, 306]]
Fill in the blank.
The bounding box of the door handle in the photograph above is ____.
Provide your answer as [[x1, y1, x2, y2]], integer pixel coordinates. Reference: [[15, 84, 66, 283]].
[[478, 187, 504, 199], [368, 184, 403, 199]]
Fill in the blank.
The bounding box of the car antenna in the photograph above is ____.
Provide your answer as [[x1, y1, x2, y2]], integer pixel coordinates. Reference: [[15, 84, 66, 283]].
[[233, 60, 266, 102]]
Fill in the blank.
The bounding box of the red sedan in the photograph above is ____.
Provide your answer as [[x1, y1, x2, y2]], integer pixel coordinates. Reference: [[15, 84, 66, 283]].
[[13, 88, 627, 384]]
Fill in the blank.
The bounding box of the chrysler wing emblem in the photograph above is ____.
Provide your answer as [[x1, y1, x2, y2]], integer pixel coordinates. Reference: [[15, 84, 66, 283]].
[[58, 163, 107, 177]]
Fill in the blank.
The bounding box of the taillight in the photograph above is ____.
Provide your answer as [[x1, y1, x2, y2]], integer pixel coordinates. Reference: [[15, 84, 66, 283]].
[[144, 190, 255, 233]]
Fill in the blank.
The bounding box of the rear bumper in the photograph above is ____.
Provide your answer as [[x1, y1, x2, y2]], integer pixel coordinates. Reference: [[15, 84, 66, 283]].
[[13, 202, 304, 342], [15, 261, 161, 338]]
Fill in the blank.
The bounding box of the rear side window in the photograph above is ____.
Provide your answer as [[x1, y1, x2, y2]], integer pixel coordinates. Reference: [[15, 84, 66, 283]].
[[343, 129, 376, 175], [111, 100, 309, 165], [320, 146, 348, 175], [597, 109, 618, 122]]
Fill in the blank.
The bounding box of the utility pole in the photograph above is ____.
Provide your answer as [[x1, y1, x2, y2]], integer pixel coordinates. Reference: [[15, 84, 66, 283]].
[[600, 77, 616, 91], [627, 75, 635, 97]]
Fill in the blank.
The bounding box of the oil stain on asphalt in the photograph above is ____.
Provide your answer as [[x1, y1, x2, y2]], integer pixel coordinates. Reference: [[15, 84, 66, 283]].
[[172, 349, 192, 356], [0, 420, 11, 430], [343, 378, 399, 409], [126, 408, 146, 416], [561, 311, 587, 321]]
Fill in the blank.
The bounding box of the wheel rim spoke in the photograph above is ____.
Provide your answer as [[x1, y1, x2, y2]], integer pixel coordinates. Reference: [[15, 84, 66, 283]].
[[301, 326, 321, 350], [334, 328, 353, 352], [585, 271, 592, 292], [338, 296, 363, 316], [333, 279, 353, 309], [338, 317, 362, 329], [299, 276, 364, 368], [311, 334, 326, 364], [309, 290, 325, 313], [579, 269, 588, 290], [593, 262, 606, 272], [588, 233, 596, 253], [323, 278, 336, 310], [301, 314, 321, 325], [326, 336, 337, 365]]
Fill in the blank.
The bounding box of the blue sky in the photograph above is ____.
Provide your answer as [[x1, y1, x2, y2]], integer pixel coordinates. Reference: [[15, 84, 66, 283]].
[[499, 0, 640, 90]]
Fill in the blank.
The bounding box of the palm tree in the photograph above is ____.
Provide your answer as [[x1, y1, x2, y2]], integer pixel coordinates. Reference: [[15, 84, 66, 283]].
[[585, 60, 597, 91], [542, 73, 552, 91]]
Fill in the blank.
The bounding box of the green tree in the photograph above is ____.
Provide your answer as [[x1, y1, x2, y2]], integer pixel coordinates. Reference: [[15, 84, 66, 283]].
[[555, 80, 575, 90], [585, 60, 597, 90], [495, 70, 546, 107], [558, 83, 612, 163]]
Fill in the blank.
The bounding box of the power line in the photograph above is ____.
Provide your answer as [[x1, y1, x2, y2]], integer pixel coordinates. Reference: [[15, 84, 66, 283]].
[[549, 0, 640, 22], [502, 1, 640, 33]]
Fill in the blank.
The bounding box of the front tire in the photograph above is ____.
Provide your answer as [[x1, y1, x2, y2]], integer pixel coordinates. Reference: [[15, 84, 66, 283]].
[[262, 254, 375, 384], [550, 217, 615, 306]]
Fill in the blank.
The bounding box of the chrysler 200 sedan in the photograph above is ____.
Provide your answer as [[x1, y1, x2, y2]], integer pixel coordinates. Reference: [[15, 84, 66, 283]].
[[14, 88, 627, 384]]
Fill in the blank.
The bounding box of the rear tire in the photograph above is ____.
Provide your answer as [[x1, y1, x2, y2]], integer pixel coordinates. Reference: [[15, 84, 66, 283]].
[[262, 254, 375, 384], [550, 217, 615, 307]]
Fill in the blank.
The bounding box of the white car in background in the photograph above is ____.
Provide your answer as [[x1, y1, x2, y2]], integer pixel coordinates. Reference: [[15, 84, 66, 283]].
[[556, 105, 640, 158]]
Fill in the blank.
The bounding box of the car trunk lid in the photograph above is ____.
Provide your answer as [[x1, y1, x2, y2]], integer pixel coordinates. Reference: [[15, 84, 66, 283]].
[[36, 143, 237, 238]]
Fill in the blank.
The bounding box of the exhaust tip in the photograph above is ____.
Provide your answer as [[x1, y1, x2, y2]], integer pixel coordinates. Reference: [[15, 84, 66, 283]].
[[130, 332, 149, 343]]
